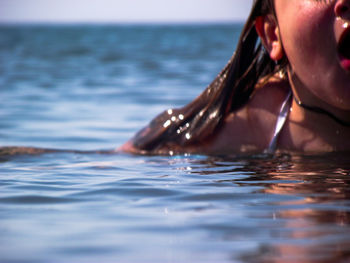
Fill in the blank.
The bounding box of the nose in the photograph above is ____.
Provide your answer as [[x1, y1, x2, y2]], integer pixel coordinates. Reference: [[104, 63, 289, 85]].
[[335, 0, 350, 20]]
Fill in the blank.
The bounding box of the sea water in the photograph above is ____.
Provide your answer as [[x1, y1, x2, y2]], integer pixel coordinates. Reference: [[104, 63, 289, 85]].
[[1, 24, 350, 263]]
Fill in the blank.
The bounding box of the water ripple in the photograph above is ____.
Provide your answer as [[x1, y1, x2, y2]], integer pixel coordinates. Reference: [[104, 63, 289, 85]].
[[0, 195, 78, 204]]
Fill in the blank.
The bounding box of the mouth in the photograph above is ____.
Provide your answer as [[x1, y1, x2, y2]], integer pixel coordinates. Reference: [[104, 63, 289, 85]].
[[338, 25, 350, 71]]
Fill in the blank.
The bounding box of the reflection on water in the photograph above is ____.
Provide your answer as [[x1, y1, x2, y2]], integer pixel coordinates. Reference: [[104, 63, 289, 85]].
[[1, 152, 349, 263], [205, 154, 350, 263]]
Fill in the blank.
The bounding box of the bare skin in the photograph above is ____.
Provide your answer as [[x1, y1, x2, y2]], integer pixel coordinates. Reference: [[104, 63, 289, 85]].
[[204, 0, 350, 154], [266, 0, 350, 153], [198, 77, 290, 155]]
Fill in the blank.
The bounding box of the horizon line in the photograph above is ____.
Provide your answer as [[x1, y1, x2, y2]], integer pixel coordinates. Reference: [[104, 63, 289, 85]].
[[0, 20, 246, 26]]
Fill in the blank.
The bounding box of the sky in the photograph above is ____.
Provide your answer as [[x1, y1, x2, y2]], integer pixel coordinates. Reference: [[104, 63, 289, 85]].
[[0, 0, 253, 24]]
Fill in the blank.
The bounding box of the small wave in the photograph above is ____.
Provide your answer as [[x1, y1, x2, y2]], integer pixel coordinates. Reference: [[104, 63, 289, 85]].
[[0, 195, 78, 204], [57, 47, 92, 57]]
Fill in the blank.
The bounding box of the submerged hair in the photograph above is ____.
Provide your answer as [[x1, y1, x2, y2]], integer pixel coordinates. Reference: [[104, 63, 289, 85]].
[[131, 0, 287, 154]]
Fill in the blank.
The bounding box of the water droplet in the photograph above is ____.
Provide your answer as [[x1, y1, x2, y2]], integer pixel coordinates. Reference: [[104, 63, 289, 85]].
[[167, 109, 173, 115], [163, 120, 171, 128], [179, 114, 184, 120], [185, 133, 191, 140], [209, 110, 218, 119]]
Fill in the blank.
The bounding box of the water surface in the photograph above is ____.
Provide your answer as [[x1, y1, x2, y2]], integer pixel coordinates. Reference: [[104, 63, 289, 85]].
[[0, 24, 350, 263]]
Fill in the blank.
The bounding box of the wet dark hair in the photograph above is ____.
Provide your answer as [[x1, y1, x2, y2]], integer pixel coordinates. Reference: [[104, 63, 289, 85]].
[[130, 0, 287, 154]]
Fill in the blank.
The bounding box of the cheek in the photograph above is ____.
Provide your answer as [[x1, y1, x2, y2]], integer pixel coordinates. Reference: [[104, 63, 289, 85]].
[[280, 4, 336, 87], [283, 8, 332, 70]]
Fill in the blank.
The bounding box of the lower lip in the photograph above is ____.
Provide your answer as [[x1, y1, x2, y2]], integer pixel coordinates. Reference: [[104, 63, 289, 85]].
[[339, 56, 350, 72]]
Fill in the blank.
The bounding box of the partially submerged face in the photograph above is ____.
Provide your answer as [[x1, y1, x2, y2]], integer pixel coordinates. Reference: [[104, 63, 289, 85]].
[[262, 0, 350, 111]]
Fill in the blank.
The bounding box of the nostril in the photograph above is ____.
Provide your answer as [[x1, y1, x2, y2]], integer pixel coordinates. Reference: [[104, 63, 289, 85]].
[[335, 0, 350, 19], [341, 6, 348, 13]]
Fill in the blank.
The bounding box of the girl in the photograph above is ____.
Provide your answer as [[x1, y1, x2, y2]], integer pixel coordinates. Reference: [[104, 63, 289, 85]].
[[120, 0, 350, 155]]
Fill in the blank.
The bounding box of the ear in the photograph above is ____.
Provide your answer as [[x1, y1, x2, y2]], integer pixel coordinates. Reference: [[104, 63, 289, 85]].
[[255, 15, 284, 61]]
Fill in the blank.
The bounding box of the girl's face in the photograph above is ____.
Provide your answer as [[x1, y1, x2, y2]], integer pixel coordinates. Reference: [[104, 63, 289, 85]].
[[274, 0, 350, 110]]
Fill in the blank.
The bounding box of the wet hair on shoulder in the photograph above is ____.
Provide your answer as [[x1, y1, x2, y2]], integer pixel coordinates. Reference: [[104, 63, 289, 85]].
[[131, 0, 288, 155]]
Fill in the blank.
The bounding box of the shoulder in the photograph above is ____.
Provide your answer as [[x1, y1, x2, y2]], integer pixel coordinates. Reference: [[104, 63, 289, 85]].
[[249, 76, 290, 116], [201, 76, 291, 154]]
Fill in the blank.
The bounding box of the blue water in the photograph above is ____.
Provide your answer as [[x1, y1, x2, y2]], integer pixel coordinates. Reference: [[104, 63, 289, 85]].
[[1, 24, 350, 263]]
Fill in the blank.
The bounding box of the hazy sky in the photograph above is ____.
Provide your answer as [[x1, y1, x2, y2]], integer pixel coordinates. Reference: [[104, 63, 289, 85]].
[[0, 0, 253, 23]]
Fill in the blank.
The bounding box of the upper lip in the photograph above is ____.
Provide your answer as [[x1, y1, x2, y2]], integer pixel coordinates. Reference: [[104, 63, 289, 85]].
[[338, 24, 350, 59]]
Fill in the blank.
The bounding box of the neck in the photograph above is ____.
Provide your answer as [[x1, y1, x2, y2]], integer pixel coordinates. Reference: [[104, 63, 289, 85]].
[[288, 70, 350, 127], [293, 96, 350, 127], [287, 97, 350, 152], [282, 70, 350, 152]]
